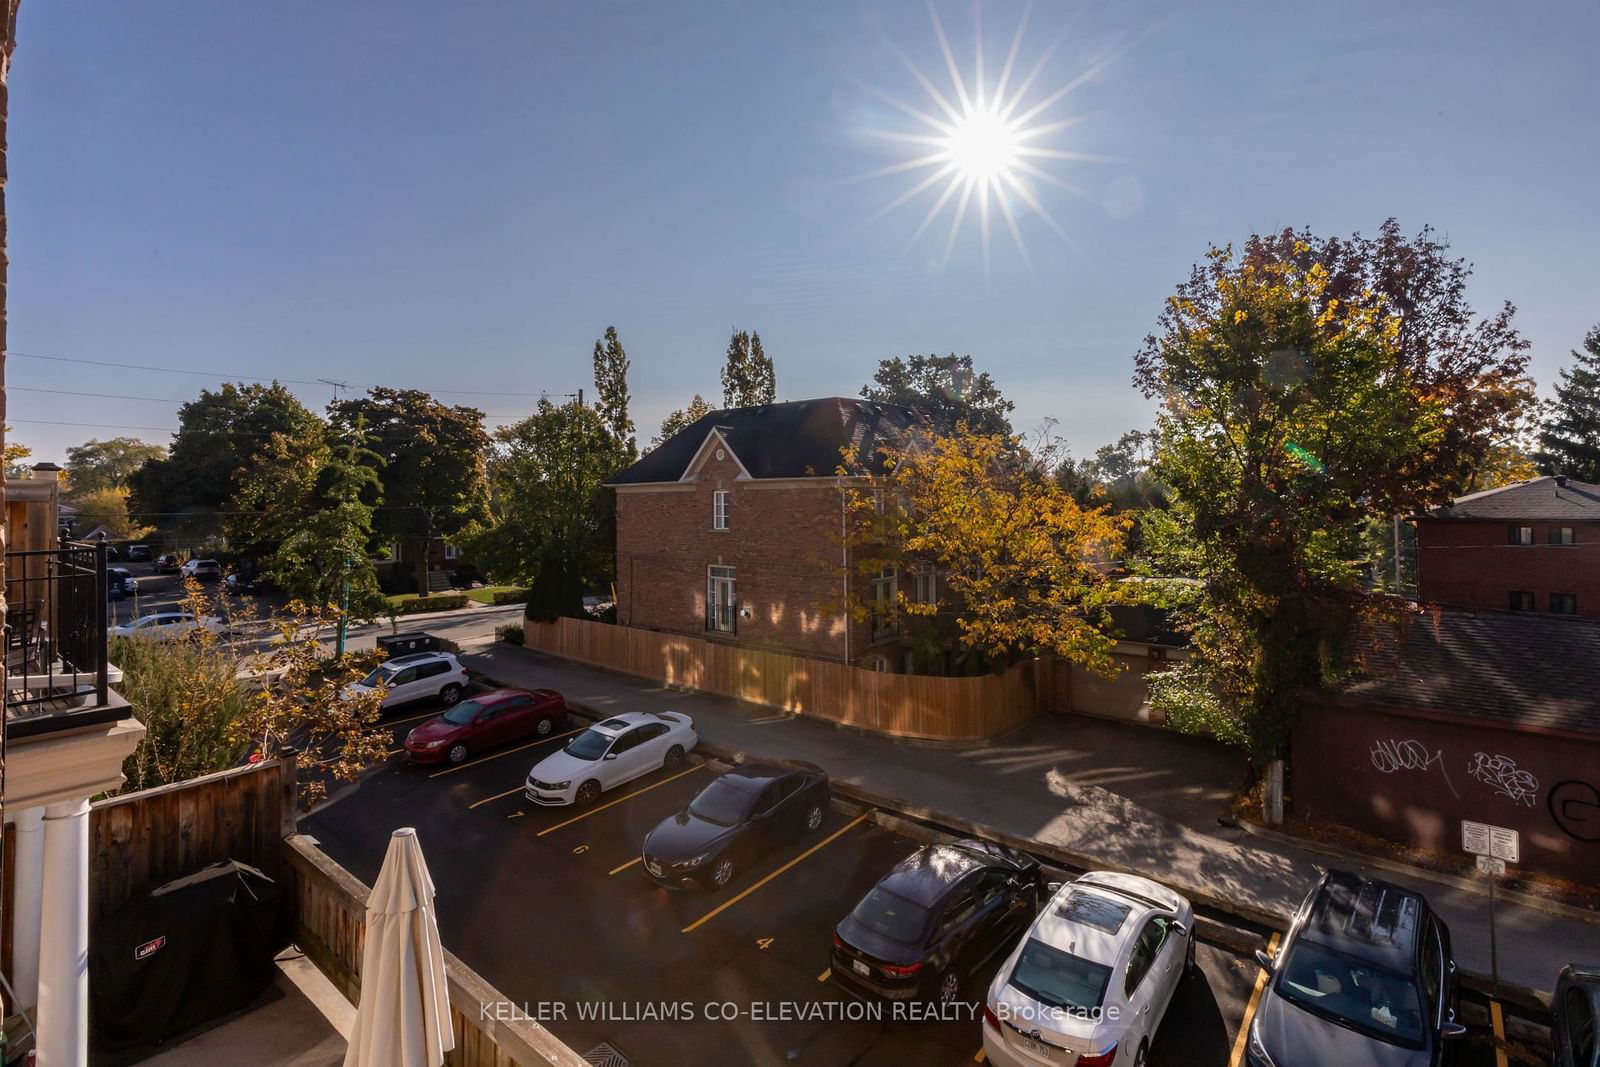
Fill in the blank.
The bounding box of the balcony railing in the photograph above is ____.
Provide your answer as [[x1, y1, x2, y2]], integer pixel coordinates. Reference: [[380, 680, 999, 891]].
[[5, 540, 111, 722]]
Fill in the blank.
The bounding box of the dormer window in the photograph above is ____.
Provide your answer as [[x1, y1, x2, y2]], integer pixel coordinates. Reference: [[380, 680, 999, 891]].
[[713, 490, 730, 531]]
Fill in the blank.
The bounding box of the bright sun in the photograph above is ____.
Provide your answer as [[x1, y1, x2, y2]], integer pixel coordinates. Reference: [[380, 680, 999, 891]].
[[856, 2, 1112, 271], [942, 106, 1021, 182]]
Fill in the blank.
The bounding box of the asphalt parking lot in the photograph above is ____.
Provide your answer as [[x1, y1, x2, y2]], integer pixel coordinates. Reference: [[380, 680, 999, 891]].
[[303, 695, 1295, 1067]]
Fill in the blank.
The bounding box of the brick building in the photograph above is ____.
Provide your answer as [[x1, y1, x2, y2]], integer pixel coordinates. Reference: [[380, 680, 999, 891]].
[[1413, 475, 1599, 620], [609, 397, 924, 665]]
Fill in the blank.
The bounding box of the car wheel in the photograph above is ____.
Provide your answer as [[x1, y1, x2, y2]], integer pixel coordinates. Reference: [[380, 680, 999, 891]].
[[535, 717, 554, 737], [447, 743, 469, 765], [1134, 1039, 1149, 1067], [663, 744, 686, 770], [804, 803, 824, 832], [709, 856, 735, 888], [937, 969, 960, 1006], [439, 684, 463, 706], [575, 780, 602, 807]]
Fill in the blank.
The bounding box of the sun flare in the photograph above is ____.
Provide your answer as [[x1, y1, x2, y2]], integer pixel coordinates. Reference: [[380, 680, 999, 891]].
[[855, 2, 1112, 271]]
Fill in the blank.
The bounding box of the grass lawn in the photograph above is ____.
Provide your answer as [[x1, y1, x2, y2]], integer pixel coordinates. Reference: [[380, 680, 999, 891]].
[[383, 585, 527, 610]]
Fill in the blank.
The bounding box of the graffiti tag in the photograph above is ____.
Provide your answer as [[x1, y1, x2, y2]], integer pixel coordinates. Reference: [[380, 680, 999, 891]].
[[1369, 739, 1459, 798], [1548, 780, 1600, 842], [1467, 753, 1539, 807]]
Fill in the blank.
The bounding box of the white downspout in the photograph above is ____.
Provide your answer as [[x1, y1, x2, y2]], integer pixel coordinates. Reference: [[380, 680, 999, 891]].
[[36, 797, 91, 1067], [10, 805, 46, 1013]]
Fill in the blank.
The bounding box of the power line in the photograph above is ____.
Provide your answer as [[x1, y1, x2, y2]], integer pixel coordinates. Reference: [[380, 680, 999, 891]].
[[8, 386, 538, 419], [12, 350, 559, 398]]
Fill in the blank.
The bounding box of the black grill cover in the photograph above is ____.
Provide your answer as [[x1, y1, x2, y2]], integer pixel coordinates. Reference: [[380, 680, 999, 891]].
[[91, 860, 288, 1050]]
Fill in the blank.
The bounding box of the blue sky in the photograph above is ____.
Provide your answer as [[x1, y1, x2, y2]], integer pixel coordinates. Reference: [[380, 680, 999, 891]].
[[9, 0, 1598, 463]]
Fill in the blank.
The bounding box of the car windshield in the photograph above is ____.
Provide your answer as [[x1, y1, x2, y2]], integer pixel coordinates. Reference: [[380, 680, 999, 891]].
[[1008, 938, 1113, 1014], [361, 665, 398, 687], [564, 728, 615, 761], [1275, 940, 1425, 1048], [850, 886, 931, 945], [442, 700, 483, 726], [687, 778, 759, 826]]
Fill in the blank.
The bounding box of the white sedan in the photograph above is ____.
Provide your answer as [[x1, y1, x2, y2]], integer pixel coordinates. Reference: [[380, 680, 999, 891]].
[[983, 871, 1195, 1067], [525, 711, 697, 807], [108, 611, 226, 641]]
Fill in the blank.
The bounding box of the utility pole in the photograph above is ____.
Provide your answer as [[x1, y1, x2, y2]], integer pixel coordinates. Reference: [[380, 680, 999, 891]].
[[335, 553, 351, 657], [319, 378, 350, 406]]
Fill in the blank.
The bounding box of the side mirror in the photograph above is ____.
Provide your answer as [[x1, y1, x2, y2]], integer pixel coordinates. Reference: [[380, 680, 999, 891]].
[[1440, 1009, 1466, 1039], [603, 752, 618, 761], [1171, 922, 1188, 939], [1254, 949, 1275, 973], [1046, 881, 1064, 894]]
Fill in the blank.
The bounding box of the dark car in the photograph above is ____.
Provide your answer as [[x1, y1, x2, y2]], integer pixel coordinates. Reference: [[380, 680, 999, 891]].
[[106, 567, 137, 600], [1556, 965, 1599, 1067], [833, 839, 1043, 1006], [126, 544, 152, 562], [642, 761, 830, 890], [1247, 870, 1465, 1067], [225, 572, 279, 596], [403, 687, 567, 765], [153, 553, 180, 574]]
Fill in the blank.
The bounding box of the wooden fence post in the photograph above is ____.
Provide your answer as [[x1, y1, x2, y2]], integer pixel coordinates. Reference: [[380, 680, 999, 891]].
[[278, 747, 300, 838]]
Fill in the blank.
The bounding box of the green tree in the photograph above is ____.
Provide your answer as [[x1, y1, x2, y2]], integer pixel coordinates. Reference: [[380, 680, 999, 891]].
[[1053, 429, 1169, 557], [1135, 228, 1531, 766], [64, 436, 166, 494], [721, 329, 776, 408], [861, 353, 1014, 437], [3, 425, 31, 478], [654, 394, 714, 448], [592, 325, 636, 461], [329, 387, 491, 595], [252, 427, 387, 618], [1538, 325, 1600, 482], [127, 383, 324, 548], [468, 399, 622, 621]]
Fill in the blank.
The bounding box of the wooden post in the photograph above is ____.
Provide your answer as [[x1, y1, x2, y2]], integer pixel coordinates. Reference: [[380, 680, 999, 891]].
[[277, 748, 300, 838]]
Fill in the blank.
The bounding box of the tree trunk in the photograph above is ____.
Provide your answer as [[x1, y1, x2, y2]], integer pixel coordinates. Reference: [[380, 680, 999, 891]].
[[412, 535, 430, 597]]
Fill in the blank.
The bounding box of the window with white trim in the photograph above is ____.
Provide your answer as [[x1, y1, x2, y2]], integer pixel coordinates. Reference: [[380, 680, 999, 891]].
[[707, 565, 737, 633], [1508, 525, 1534, 546], [1550, 526, 1576, 546], [912, 568, 936, 605], [870, 565, 897, 638], [444, 543, 461, 560], [713, 490, 730, 531]]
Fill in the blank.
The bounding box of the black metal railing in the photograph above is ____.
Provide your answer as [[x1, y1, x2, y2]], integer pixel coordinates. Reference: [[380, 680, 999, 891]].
[[4, 539, 110, 713]]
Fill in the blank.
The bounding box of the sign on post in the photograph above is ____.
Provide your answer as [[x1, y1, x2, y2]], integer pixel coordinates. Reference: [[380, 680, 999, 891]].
[[1475, 855, 1507, 877], [1461, 820, 1519, 863]]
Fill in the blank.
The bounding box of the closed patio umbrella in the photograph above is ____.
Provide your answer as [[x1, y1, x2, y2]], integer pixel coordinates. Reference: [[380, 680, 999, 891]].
[[344, 827, 455, 1067]]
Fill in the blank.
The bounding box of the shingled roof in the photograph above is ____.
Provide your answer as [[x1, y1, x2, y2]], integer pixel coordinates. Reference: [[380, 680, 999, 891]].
[[1341, 609, 1600, 735], [609, 397, 928, 485], [1420, 475, 1600, 522]]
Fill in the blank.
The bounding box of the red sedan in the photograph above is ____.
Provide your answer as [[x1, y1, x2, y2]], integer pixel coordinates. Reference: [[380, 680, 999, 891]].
[[404, 688, 567, 765]]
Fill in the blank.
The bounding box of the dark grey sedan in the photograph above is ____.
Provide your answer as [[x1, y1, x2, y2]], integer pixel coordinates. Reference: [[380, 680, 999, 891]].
[[1557, 965, 1599, 1067]]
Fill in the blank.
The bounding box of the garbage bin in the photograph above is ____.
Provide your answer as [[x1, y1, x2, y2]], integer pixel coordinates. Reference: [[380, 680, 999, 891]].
[[376, 631, 440, 658], [91, 860, 287, 1050]]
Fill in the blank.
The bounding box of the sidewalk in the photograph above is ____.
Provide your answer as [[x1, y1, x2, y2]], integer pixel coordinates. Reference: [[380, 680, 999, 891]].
[[462, 641, 1597, 1000]]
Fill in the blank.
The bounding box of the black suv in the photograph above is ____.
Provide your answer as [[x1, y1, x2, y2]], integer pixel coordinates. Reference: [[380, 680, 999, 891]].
[[1248, 870, 1464, 1067]]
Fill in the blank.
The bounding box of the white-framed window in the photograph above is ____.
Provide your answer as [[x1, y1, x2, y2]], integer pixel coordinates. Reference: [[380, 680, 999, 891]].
[[444, 543, 461, 560], [912, 568, 936, 605], [870, 565, 897, 637], [707, 565, 737, 633], [870, 656, 889, 673], [1550, 526, 1576, 546], [1508, 525, 1534, 546], [713, 490, 730, 531]]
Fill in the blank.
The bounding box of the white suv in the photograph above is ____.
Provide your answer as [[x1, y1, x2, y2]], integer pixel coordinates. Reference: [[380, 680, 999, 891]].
[[346, 651, 469, 710]]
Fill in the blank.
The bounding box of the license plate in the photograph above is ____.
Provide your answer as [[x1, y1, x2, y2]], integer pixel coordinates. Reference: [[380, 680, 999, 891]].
[[852, 960, 871, 977], [1019, 1036, 1049, 1056]]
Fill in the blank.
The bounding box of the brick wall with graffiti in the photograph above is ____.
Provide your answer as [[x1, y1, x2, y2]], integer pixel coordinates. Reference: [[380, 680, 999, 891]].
[[1290, 700, 1600, 883]]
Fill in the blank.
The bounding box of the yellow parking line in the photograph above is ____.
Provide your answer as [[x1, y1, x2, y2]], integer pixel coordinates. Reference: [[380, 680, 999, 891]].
[[1228, 931, 1280, 1067], [682, 812, 871, 934], [973, 1051, 986, 1063], [816, 967, 831, 983], [427, 727, 586, 778], [536, 764, 706, 837], [387, 747, 404, 757], [1490, 1000, 1508, 1067], [609, 856, 643, 876], [467, 785, 526, 810], [386, 709, 446, 728]]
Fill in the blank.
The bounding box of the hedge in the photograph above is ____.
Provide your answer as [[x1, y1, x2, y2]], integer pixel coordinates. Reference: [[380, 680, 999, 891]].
[[392, 594, 469, 616], [490, 588, 531, 606]]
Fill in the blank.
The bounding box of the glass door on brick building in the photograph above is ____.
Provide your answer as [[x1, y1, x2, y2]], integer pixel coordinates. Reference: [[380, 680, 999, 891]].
[[708, 565, 736, 633]]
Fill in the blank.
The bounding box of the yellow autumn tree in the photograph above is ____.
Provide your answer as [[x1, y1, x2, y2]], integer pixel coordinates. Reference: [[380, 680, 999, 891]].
[[844, 426, 1128, 675]]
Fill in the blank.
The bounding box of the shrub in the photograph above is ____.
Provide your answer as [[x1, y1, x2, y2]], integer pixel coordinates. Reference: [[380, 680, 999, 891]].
[[490, 588, 530, 606], [393, 594, 468, 616], [497, 624, 525, 646]]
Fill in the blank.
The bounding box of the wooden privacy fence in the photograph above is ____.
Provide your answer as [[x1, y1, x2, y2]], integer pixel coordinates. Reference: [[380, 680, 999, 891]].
[[524, 617, 1045, 741], [284, 834, 587, 1067]]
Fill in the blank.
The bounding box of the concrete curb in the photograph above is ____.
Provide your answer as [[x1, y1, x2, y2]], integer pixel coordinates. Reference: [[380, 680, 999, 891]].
[[482, 675, 1554, 1012], [1238, 820, 1600, 929]]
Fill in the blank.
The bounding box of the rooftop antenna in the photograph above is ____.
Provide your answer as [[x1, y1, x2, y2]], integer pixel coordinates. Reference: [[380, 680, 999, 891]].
[[318, 378, 351, 404]]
